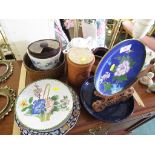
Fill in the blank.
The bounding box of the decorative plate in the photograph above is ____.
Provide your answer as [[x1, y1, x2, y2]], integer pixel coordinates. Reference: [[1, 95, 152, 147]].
[[94, 39, 146, 96], [15, 79, 74, 132], [15, 86, 80, 135], [80, 77, 134, 122]]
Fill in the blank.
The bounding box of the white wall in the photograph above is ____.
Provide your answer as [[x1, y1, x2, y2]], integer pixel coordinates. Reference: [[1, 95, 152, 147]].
[[0, 19, 55, 60]]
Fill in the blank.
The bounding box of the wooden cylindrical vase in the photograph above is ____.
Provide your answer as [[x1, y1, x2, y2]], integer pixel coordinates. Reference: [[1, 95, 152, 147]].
[[66, 47, 95, 86]]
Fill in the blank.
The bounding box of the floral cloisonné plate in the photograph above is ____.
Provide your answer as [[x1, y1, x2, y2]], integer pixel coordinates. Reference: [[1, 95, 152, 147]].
[[15, 79, 74, 132], [94, 39, 146, 96], [15, 86, 80, 135], [80, 77, 134, 122]]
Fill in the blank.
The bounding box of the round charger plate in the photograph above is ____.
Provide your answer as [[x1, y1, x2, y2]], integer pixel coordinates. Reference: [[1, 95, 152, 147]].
[[80, 77, 134, 122], [15, 79, 74, 132], [94, 39, 146, 96], [16, 86, 80, 135]]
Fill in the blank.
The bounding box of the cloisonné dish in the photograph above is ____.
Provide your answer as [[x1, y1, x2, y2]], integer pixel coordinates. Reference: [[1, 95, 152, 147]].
[[15, 79, 74, 132], [94, 39, 146, 96], [15, 86, 80, 135], [80, 77, 134, 122]]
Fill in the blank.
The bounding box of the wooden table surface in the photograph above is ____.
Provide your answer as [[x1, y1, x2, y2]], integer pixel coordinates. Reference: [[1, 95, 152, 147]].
[[0, 61, 155, 135]]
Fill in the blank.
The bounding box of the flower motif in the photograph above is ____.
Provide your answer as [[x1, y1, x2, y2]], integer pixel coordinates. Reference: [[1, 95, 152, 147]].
[[120, 44, 132, 54], [99, 72, 110, 84], [52, 87, 60, 91], [20, 100, 28, 108], [20, 83, 71, 122], [32, 99, 46, 114], [60, 96, 70, 107], [111, 84, 122, 94], [114, 60, 130, 76], [45, 99, 54, 113], [33, 84, 42, 99]]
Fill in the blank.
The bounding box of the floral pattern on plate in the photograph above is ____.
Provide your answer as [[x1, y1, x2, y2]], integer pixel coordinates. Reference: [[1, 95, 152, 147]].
[[99, 55, 136, 93], [16, 86, 80, 135], [112, 55, 135, 82], [19, 83, 70, 122], [16, 79, 74, 131], [95, 39, 146, 96]]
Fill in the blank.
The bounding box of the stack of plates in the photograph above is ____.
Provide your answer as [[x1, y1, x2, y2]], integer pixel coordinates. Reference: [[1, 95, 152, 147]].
[[80, 76, 134, 122], [80, 39, 146, 122], [15, 79, 80, 135]]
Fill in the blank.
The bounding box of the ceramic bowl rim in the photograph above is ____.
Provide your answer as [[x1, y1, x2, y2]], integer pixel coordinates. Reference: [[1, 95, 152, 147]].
[[23, 53, 65, 72], [27, 39, 61, 60]]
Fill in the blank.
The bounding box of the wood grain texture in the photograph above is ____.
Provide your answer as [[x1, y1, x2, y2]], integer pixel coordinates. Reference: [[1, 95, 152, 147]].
[[132, 87, 145, 107], [12, 63, 26, 135]]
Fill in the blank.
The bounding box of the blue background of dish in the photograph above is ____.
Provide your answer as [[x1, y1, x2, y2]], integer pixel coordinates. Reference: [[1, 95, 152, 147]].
[[94, 39, 146, 96], [80, 76, 134, 122]]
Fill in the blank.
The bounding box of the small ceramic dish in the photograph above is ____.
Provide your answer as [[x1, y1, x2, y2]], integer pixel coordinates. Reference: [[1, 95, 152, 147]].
[[139, 72, 154, 86], [15, 79, 74, 134], [23, 52, 65, 81], [148, 83, 155, 93], [147, 72, 154, 79], [141, 48, 155, 71], [139, 76, 153, 86], [150, 64, 155, 73], [80, 76, 134, 122], [94, 39, 146, 96]]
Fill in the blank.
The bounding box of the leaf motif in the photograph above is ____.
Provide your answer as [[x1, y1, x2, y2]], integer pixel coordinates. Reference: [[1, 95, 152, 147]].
[[53, 106, 60, 112], [25, 109, 32, 115], [21, 104, 33, 112], [51, 95, 59, 100], [21, 107, 29, 112], [115, 56, 121, 60], [29, 97, 33, 104], [103, 82, 112, 92], [113, 75, 128, 82], [39, 113, 45, 122], [129, 59, 135, 67], [54, 101, 59, 105]]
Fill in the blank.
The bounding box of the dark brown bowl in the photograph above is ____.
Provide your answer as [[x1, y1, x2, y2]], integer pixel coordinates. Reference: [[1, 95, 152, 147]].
[[92, 47, 108, 73], [23, 52, 65, 81], [93, 47, 108, 57]]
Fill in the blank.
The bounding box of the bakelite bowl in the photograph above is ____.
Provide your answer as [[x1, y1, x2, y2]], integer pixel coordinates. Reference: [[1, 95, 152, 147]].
[[92, 47, 108, 74], [27, 39, 61, 70]]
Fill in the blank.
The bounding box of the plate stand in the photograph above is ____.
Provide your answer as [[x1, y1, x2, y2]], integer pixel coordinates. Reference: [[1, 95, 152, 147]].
[[92, 87, 134, 112]]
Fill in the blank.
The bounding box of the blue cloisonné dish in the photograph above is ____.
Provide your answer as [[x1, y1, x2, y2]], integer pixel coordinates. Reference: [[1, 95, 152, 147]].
[[94, 39, 146, 96], [80, 77, 134, 122]]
